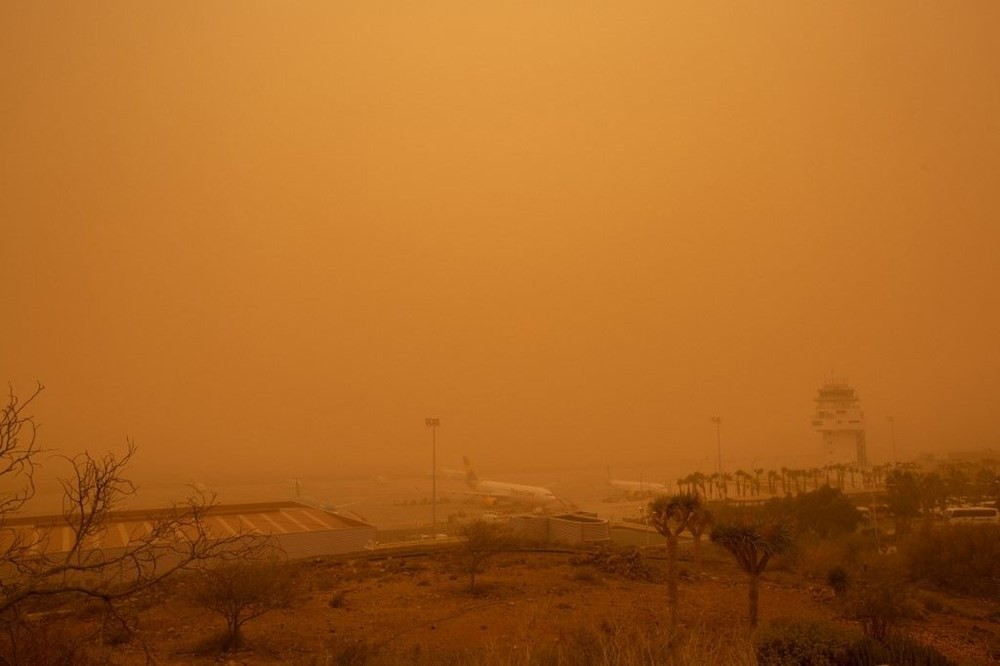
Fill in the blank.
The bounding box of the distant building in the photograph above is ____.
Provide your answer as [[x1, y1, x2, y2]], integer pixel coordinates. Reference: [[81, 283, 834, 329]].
[[811, 381, 867, 466], [511, 512, 610, 544]]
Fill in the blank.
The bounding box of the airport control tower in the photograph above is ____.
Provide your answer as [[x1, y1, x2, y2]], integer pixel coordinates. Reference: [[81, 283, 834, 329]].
[[812, 381, 867, 466]]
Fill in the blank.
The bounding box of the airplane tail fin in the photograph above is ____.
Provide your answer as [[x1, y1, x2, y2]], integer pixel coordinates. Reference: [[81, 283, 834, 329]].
[[462, 456, 479, 488]]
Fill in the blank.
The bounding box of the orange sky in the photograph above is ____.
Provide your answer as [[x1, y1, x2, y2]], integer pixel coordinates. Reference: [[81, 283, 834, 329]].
[[2, 2, 999, 483]]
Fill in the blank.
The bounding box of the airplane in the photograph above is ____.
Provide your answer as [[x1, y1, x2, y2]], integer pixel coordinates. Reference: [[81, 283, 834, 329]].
[[460, 457, 562, 507], [606, 467, 672, 497], [425, 466, 467, 481]]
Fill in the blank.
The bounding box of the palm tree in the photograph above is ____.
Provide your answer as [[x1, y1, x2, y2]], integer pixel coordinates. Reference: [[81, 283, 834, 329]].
[[872, 463, 887, 488], [738, 470, 751, 497], [767, 470, 779, 496], [834, 463, 847, 489], [787, 469, 800, 494], [690, 471, 707, 498], [706, 472, 719, 499], [649, 493, 702, 632], [710, 522, 794, 628], [810, 467, 823, 490], [721, 471, 733, 499]]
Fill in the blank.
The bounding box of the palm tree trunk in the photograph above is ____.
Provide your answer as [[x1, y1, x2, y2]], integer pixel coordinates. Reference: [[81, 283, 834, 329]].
[[748, 574, 760, 628]]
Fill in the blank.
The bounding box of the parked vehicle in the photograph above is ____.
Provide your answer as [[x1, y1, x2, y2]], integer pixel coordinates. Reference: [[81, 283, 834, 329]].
[[942, 506, 999, 525]]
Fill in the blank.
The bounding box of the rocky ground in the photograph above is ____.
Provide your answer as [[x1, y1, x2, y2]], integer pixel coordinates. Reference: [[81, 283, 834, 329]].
[[18, 540, 1000, 665]]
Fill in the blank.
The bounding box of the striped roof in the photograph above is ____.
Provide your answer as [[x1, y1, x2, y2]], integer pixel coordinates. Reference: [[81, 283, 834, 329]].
[[1, 501, 370, 555]]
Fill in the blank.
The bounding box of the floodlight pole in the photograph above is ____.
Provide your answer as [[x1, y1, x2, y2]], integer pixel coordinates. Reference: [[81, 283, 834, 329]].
[[425, 418, 440, 536], [887, 416, 897, 466], [711, 416, 722, 476]]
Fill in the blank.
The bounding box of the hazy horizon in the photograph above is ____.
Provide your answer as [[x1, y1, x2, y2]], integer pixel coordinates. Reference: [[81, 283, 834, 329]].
[[3, 2, 998, 488]]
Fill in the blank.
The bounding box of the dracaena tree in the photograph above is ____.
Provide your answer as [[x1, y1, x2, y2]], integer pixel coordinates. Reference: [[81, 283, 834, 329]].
[[710, 521, 794, 628], [686, 505, 714, 566], [649, 493, 701, 630]]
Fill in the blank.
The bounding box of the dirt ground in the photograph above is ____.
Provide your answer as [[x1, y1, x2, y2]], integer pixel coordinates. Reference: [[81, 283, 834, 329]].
[[38, 542, 1000, 665]]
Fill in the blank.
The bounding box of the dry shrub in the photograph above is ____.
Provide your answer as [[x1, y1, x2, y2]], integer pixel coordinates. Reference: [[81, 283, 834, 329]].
[[755, 619, 950, 666], [189, 559, 298, 651], [0, 616, 110, 666], [827, 566, 851, 597], [755, 618, 856, 665], [841, 635, 953, 666], [468, 607, 754, 665], [569, 546, 659, 582], [474, 614, 674, 665]]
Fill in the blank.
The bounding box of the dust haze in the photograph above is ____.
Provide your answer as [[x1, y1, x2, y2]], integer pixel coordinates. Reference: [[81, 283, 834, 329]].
[[2, 2, 998, 489]]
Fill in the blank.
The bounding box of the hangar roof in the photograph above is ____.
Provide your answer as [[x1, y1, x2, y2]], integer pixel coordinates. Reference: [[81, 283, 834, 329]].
[[1, 501, 370, 555]]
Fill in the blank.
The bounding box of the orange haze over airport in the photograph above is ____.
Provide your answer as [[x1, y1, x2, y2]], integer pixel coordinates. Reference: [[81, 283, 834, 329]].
[[2, 2, 998, 485]]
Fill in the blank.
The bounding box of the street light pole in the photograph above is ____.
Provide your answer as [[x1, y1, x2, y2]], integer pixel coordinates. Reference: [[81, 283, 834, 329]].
[[711, 416, 722, 476], [887, 416, 897, 466], [425, 418, 440, 536]]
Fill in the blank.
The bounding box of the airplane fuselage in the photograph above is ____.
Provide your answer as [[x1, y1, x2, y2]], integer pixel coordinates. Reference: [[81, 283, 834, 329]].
[[462, 456, 560, 507], [608, 478, 671, 496], [472, 480, 558, 506]]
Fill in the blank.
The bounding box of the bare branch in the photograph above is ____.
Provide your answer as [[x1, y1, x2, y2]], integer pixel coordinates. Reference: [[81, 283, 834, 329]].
[[0, 384, 276, 661], [0, 382, 45, 519]]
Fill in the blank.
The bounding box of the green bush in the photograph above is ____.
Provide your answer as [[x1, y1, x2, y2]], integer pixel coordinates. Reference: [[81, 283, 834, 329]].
[[755, 619, 855, 665], [841, 635, 954, 665], [901, 524, 1000, 596], [827, 566, 850, 596], [763, 486, 862, 538], [755, 619, 954, 666], [839, 559, 920, 641]]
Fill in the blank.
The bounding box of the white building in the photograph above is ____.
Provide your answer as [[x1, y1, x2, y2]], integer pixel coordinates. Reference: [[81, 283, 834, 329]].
[[811, 381, 867, 466]]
